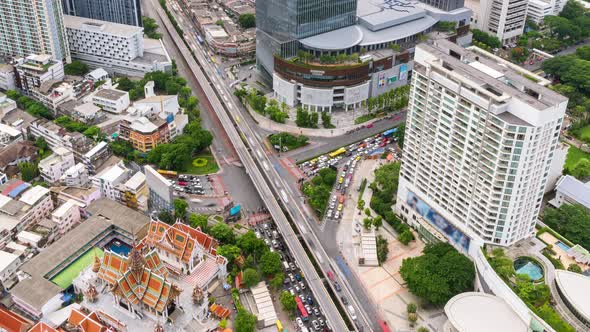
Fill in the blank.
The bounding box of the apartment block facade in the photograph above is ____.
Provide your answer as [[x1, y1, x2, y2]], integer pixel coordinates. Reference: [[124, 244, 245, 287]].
[[466, 0, 527, 44], [0, 0, 70, 62], [396, 40, 567, 250]]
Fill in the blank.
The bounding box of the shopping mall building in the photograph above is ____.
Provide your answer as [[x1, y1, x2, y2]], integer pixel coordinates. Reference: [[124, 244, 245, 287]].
[[256, 0, 472, 111]]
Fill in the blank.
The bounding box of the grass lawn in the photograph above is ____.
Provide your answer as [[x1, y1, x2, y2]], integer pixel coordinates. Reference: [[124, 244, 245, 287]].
[[51, 247, 104, 289], [575, 125, 590, 142], [565, 145, 590, 172], [268, 133, 309, 151], [183, 152, 219, 175]]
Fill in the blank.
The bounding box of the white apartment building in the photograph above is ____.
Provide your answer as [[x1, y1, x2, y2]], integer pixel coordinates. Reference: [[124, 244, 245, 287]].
[[465, 0, 527, 44], [51, 199, 81, 235], [14, 55, 65, 96], [0, 250, 21, 287], [0, 93, 17, 118], [64, 15, 172, 77], [92, 163, 130, 200], [396, 40, 567, 250], [91, 88, 130, 114], [61, 163, 90, 187], [526, 0, 567, 23], [0, 64, 16, 92], [0, 184, 54, 248], [0, 123, 23, 147], [0, 0, 70, 62], [38, 147, 76, 183]]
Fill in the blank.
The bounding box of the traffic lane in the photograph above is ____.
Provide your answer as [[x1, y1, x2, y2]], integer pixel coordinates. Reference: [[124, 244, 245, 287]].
[[149, 2, 350, 328], [273, 151, 382, 330], [289, 114, 406, 162]]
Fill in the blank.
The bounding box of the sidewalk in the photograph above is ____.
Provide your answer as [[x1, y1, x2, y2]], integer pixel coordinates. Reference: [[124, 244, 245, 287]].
[[245, 102, 404, 137], [336, 159, 447, 331]]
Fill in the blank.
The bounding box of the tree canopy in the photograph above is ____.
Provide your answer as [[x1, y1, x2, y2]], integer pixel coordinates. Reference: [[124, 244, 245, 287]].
[[400, 243, 475, 305], [302, 168, 338, 216], [142, 16, 162, 39], [210, 223, 236, 244], [238, 14, 256, 29], [242, 268, 260, 288], [544, 204, 590, 251], [260, 251, 282, 276], [64, 60, 89, 76], [234, 308, 257, 332]]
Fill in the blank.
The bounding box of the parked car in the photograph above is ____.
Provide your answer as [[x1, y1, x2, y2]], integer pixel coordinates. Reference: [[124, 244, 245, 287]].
[[341, 296, 348, 305], [334, 281, 342, 292]]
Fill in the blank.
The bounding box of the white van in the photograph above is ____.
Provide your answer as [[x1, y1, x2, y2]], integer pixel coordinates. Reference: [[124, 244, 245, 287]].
[[283, 261, 290, 271]]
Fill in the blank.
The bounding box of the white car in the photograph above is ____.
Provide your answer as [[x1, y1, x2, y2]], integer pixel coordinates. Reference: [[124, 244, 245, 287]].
[[296, 317, 305, 328], [334, 211, 340, 219]]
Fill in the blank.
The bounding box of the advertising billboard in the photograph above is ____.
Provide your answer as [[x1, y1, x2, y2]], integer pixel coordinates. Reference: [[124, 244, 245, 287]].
[[406, 191, 470, 251]]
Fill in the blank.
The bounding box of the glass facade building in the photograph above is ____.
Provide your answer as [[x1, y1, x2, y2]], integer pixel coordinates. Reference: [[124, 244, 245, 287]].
[[62, 0, 142, 27], [256, 0, 357, 78]]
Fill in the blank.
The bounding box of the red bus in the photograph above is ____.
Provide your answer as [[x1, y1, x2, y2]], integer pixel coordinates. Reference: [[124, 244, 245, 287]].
[[295, 296, 308, 321]]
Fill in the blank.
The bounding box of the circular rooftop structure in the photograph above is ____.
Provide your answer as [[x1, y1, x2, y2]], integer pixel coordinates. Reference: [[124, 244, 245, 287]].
[[554, 270, 590, 325], [299, 25, 363, 51], [444, 292, 529, 332]]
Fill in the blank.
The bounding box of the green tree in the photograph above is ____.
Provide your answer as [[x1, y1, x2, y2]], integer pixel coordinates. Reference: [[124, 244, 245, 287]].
[[158, 210, 174, 224], [210, 223, 236, 244], [363, 218, 373, 230], [238, 13, 256, 29], [570, 158, 590, 179], [82, 126, 101, 140], [373, 215, 383, 230], [19, 162, 38, 182], [142, 16, 162, 39], [270, 273, 285, 290], [376, 235, 389, 264], [560, 0, 585, 20], [544, 204, 590, 251], [398, 229, 414, 245], [242, 268, 260, 288], [260, 251, 282, 276], [279, 290, 297, 312], [234, 308, 257, 332], [64, 60, 89, 76], [321, 112, 333, 128], [357, 199, 365, 210], [173, 198, 188, 220], [188, 213, 209, 231], [472, 29, 502, 49], [567, 263, 582, 273], [215, 19, 224, 27], [237, 231, 267, 260], [218, 244, 241, 266], [400, 243, 475, 305]]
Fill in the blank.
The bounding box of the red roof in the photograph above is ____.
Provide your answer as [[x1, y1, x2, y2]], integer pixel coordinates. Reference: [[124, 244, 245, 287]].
[[0, 307, 32, 332], [28, 322, 58, 332], [144, 221, 220, 263], [68, 308, 107, 332]]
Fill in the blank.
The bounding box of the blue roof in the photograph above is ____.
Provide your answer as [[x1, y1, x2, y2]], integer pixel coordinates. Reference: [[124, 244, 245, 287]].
[[8, 183, 30, 198]]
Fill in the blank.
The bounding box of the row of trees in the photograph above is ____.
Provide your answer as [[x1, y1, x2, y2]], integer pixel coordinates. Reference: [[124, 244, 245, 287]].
[[302, 167, 338, 216], [235, 88, 290, 123], [142, 17, 162, 39], [472, 29, 502, 49], [296, 50, 360, 65], [54, 116, 104, 140], [5, 90, 53, 119], [366, 85, 410, 114], [295, 107, 319, 128], [369, 162, 415, 245]]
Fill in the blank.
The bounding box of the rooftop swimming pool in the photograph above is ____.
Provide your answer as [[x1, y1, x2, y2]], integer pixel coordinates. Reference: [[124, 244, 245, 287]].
[[556, 241, 571, 252], [105, 238, 131, 256], [514, 257, 544, 281]]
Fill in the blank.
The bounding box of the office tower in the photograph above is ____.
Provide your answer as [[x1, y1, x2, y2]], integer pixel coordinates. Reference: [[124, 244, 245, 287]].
[[256, 0, 357, 76], [465, 0, 527, 45], [0, 0, 70, 62], [62, 0, 142, 26], [396, 40, 567, 249]]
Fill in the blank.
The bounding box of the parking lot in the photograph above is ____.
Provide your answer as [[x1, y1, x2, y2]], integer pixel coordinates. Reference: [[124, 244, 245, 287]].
[[171, 174, 216, 196], [298, 128, 402, 225], [252, 221, 333, 332]]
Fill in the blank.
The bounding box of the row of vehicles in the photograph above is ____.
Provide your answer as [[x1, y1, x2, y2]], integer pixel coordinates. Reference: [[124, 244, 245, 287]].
[[254, 222, 331, 332]]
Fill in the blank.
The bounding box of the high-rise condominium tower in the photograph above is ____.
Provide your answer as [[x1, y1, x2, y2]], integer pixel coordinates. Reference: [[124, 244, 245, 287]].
[[0, 0, 70, 62], [256, 0, 357, 76], [62, 0, 142, 27], [396, 40, 567, 250]]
